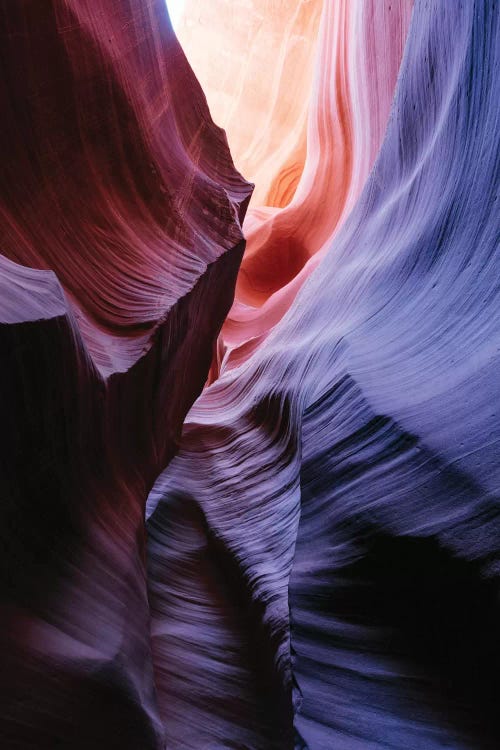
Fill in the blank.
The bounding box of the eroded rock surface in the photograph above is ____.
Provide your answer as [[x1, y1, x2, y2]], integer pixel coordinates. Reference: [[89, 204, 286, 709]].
[[148, 1, 500, 748], [0, 2, 251, 747]]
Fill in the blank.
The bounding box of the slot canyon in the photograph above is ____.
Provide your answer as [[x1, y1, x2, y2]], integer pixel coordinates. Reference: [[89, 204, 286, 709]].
[[0, 1, 499, 748]]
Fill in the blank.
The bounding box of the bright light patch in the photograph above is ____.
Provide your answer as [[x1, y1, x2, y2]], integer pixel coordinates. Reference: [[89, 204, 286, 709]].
[[166, 0, 185, 31]]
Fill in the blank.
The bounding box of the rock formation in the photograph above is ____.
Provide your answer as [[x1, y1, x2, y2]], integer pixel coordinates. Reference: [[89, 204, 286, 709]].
[[176, 1, 414, 374], [148, 1, 500, 748], [0, 2, 251, 747], [174, 0, 324, 209], [2, 0, 499, 748]]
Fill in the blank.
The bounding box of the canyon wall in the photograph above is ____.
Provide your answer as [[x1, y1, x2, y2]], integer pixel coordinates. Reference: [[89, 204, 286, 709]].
[[1, 1, 499, 749], [0, 1, 251, 747], [148, 1, 500, 748]]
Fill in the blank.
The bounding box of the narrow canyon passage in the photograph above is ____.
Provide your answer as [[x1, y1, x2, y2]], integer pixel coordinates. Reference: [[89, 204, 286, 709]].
[[169, 0, 413, 374], [1, 2, 499, 749]]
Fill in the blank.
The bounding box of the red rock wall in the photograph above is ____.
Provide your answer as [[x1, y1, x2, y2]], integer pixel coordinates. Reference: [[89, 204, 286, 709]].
[[0, 2, 251, 747]]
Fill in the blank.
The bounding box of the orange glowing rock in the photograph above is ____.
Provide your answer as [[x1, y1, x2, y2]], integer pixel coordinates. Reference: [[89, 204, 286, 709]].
[[175, 1, 413, 375], [175, 0, 323, 209]]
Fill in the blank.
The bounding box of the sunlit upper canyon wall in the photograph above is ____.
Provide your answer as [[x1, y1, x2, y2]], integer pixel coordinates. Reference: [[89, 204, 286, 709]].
[[170, 0, 414, 374], [171, 0, 323, 209]]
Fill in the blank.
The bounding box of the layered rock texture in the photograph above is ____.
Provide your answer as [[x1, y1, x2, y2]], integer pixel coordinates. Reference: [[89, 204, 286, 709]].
[[174, 0, 324, 208], [2, 0, 500, 749], [0, 1, 251, 747], [176, 1, 414, 373], [148, 0, 500, 748]]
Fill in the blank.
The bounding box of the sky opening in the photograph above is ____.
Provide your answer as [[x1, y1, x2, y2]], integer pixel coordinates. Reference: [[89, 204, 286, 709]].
[[166, 0, 185, 30]]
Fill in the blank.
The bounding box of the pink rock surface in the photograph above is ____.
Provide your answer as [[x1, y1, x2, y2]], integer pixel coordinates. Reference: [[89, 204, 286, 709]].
[[223, 0, 414, 370], [174, 0, 324, 209], [175, 1, 413, 374]]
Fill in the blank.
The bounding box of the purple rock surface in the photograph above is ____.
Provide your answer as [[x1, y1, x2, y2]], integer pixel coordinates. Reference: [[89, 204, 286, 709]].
[[147, 1, 500, 747]]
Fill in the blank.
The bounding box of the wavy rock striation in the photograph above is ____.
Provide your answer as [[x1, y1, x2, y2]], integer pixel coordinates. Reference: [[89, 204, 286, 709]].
[[0, 1, 251, 747], [148, 0, 500, 748], [223, 0, 413, 369], [174, 0, 324, 210], [177, 1, 413, 373]]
